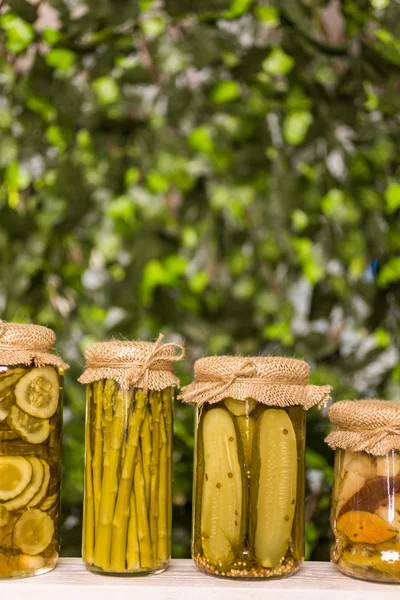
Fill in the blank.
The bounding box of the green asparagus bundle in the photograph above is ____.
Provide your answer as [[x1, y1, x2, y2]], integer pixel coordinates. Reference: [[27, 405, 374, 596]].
[[83, 380, 173, 574]]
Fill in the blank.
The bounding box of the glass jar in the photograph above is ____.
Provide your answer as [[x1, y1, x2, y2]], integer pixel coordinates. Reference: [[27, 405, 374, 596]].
[[192, 398, 305, 579], [0, 364, 64, 578], [82, 381, 173, 575], [331, 448, 400, 582]]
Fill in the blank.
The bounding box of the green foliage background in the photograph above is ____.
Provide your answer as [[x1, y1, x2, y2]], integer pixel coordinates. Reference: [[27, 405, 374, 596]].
[[1, 0, 400, 560]]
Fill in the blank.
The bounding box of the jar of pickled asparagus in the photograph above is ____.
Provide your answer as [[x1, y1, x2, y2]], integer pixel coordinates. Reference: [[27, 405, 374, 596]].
[[0, 320, 68, 578], [179, 356, 331, 580], [327, 399, 400, 583], [78, 334, 184, 576]]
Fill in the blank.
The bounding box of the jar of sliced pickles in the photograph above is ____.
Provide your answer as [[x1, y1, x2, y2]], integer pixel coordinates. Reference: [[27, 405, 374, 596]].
[[179, 356, 331, 580], [327, 399, 400, 583], [0, 321, 68, 578], [79, 334, 184, 576]]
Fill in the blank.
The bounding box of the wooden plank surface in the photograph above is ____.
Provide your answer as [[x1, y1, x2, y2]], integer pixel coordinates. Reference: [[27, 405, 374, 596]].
[[1, 558, 399, 599]]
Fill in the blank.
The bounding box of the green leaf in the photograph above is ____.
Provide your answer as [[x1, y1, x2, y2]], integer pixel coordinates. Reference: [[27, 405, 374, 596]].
[[46, 124, 67, 151], [210, 80, 240, 104], [141, 17, 166, 37], [46, 49, 76, 72], [0, 13, 34, 53], [384, 183, 400, 213], [146, 170, 169, 193], [377, 258, 400, 287], [41, 29, 62, 45], [254, 6, 280, 26], [262, 47, 294, 75], [188, 126, 215, 154], [283, 111, 313, 146], [92, 77, 120, 105], [370, 0, 389, 7]]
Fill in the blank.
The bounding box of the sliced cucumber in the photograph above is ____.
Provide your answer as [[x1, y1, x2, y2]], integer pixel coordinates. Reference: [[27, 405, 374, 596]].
[[8, 405, 50, 444], [0, 505, 10, 527], [3, 457, 44, 511], [40, 493, 58, 511], [0, 368, 26, 395], [15, 367, 59, 419], [0, 405, 8, 422], [253, 409, 298, 568], [0, 456, 32, 501], [0, 430, 19, 441], [224, 397, 256, 416], [13, 509, 55, 555], [28, 460, 50, 508]]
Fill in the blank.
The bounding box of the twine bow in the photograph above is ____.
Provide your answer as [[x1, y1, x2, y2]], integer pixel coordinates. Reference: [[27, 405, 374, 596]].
[[127, 334, 185, 392], [82, 333, 185, 392], [178, 359, 257, 404], [343, 424, 400, 453]]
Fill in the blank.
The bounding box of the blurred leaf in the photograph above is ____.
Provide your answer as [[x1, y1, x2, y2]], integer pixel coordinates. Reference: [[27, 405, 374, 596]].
[[92, 77, 120, 105], [385, 183, 400, 213], [210, 80, 240, 104], [0, 13, 34, 53], [283, 111, 313, 146], [262, 47, 294, 75]]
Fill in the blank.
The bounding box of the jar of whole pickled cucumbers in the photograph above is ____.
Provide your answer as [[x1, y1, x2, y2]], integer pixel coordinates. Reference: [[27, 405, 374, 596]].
[[78, 334, 184, 576], [0, 320, 68, 578], [327, 399, 400, 583], [179, 356, 331, 580]]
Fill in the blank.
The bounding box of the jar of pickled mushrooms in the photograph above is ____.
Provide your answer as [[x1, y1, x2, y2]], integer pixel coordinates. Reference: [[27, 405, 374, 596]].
[[0, 320, 68, 578], [179, 356, 331, 580], [79, 334, 184, 576], [327, 399, 400, 583]]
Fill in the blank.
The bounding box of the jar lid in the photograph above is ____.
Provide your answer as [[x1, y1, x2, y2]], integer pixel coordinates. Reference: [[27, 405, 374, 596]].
[[0, 320, 68, 370], [326, 399, 400, 456], [179, 355, 331, 409], [78, 334, 185, 391]]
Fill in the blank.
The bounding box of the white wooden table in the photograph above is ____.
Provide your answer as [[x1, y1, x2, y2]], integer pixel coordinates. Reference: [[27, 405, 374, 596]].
[[1, 558, 398, 599]]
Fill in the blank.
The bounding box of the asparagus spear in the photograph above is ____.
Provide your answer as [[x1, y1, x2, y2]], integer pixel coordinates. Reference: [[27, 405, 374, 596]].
[[83, 386, 95, 563], [141, 406, 152, 513], [134, 446, 153, 568], [92, 380, 104, 528], [126, 489, 140, 570], [110, 389, 148, 571], [93, 383, 125, 570], [162, 388, 173, 549], [157, 408, 169, 562], [149, 391, 161, 560]]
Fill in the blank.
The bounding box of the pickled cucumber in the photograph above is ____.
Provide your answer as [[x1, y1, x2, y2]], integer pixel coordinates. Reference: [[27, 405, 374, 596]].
[[201, 408, 243, 567], [253, 409, 297, 568], [0, 506, 10, 527], [8, 405, 50, 444], [0, 369, 25, 395], [15, 367, 59, 419], [0, 365, 62, 578], [40, 493, 58, 511], [236, 415, 255, 471], [0, 406, 8, 422], [28, 460, 50, 508], [0, 456, 32, 501], [13, 509, 54, 555], [3, 457, 44, 511], [224, 398, 256, 417]]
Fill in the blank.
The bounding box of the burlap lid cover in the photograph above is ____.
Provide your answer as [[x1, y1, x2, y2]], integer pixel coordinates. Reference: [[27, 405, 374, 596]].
[[0, 320, 69, 369], [78, 334, 185, 391], [178, 355, 331, 409], [326, 399, 400, 456]]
